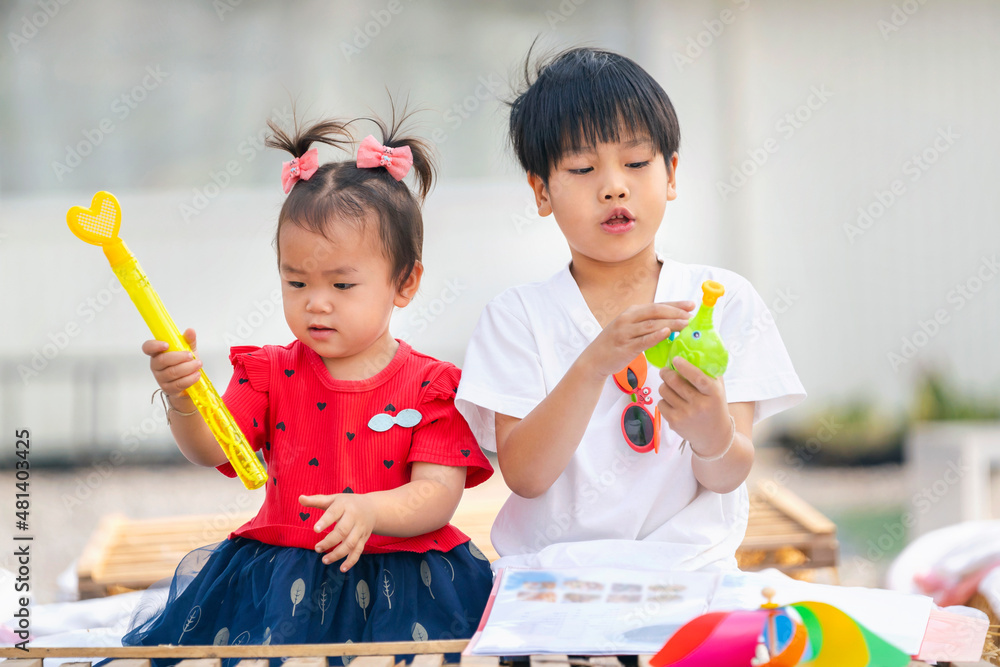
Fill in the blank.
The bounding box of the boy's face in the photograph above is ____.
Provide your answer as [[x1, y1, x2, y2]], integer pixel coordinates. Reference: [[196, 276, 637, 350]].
[[529, 138, 677, 265]]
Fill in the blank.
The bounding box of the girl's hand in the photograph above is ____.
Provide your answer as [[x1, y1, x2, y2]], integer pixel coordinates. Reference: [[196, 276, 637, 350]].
[[658, 356, 732, 457], [300, 493, 377, 572], [578, 301, 694, 381], [141, 328, 202, 402]]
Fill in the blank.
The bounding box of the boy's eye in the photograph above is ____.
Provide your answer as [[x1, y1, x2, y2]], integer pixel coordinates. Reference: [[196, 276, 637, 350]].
[[567, 166, 593, 175], [287, 281, 305, 289], [627, 161, 650, 169], [334, 283, 356, 290]]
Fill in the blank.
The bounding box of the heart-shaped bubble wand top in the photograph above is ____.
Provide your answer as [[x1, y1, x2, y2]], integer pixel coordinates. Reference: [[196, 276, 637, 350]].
[[66, 192, 267, 490]]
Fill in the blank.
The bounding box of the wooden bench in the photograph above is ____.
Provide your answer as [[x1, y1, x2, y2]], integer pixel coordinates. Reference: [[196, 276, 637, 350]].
[[0, 648, 986, 666], [78, 483, 837, 598]]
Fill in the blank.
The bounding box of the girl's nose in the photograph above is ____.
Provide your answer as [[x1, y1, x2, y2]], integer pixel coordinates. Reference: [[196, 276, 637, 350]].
[[305, 293, 333, 313]]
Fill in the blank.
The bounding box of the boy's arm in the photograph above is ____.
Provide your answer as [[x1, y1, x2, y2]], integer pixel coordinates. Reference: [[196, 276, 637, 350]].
[[494, 360, 605, 499], [496, 301, 693, 499], [690, 401, 755, 493], [659, 357, 755, 493]]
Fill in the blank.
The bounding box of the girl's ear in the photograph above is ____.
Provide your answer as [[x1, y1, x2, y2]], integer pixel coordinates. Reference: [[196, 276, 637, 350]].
[[527, 173, 552, 217], [666, 152, 679, 202], [394, 260, 424, 308]]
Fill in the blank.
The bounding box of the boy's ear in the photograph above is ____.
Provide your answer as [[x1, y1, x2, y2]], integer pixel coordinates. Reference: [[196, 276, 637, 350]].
[[527, 173, 553, 217], [666, 152, 679, 202], [394, 260, 424, 308]]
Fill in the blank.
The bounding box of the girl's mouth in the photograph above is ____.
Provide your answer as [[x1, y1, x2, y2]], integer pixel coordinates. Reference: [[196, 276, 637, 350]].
[[309, 325, 336, 339]]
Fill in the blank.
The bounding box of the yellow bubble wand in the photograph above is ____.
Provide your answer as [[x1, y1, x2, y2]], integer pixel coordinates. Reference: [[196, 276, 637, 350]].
[[66, 191, 267, 490]]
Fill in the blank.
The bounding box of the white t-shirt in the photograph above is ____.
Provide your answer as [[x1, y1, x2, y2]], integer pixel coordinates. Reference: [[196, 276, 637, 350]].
[[455, 257, 806, 573]]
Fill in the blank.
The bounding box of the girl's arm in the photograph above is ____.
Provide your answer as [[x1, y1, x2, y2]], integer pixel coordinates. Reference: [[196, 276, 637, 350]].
[[142, 329, 229, 468], [301, 461, 467, 571]]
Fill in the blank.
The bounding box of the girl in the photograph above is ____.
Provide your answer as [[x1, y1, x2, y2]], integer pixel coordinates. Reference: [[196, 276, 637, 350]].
[[455, 47, 806, 573], [130, 112, 494, 661]]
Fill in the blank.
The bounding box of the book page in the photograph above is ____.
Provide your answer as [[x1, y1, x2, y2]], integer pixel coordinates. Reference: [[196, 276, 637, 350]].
[[467, 567, 720, 655]]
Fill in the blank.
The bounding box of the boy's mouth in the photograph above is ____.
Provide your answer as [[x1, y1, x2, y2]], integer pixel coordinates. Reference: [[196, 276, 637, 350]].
[[601, 208, 635, 234]]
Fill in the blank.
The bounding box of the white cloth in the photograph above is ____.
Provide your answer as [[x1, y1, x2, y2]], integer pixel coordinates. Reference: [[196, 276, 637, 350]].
[[456, 257, 806, 572]]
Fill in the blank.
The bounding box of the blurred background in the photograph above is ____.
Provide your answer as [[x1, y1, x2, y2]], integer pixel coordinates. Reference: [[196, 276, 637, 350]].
[[1, 0, 999, 605]]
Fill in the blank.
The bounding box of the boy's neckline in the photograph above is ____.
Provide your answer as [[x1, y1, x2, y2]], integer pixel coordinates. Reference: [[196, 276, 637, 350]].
[[566, 253, 671, 330], [302, 339, 412, 392]]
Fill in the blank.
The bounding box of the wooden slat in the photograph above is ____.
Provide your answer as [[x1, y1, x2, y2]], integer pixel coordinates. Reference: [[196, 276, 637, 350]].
[[349, 657, 394, 667], [176, 660, 222, 667], [282, 659, 327, 667], [756, 485, 836, 534], [107, 660, 151, 667], [0, 641, 469, 659], [233, 661, 269, 667], [2, 660, 43, 667], [410, 655, 444, 667], [459, 656, 500, 667]]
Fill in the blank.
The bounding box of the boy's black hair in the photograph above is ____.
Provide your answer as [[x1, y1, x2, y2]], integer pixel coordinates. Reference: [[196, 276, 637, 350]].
[[508, 46, 680, 183]]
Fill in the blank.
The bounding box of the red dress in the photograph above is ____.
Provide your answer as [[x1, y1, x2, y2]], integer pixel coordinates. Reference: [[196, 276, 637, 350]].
[[217, 339, 493, 554]]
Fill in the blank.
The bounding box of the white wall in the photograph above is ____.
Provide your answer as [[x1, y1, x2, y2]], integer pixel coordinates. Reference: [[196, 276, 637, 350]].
[[2, 0, 998, 458]]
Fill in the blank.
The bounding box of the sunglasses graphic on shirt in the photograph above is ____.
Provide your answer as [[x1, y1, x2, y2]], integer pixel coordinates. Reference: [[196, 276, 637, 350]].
[[613, 354, 661, 454]]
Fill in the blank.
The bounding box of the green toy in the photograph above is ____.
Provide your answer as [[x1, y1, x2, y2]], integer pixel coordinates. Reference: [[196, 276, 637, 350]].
[[645, 280, 728, 378]]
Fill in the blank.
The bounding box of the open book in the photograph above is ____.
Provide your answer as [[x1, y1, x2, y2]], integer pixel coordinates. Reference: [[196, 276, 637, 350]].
[[465, 566, 977, 659]]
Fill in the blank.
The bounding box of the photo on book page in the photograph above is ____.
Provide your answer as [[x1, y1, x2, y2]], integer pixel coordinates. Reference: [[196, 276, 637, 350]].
[[466, 567, 721, 656]]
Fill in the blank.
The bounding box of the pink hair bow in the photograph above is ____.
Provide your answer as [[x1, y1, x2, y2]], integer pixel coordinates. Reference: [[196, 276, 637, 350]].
[[356, 135, 413, 181], [281, 148, 319, 194]]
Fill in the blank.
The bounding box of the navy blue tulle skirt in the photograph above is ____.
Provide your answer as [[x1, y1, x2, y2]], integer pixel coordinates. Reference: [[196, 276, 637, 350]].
[[119, 536, 494, 666]]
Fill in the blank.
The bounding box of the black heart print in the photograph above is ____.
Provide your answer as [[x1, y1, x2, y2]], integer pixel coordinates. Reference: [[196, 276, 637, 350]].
[[317, 402, 326, 411], [385, 403, 395, 412], [272, 477, 277, 486], [253, 419, 258, 428], [421, 381, 430, 387], [308, 458, 319, 466], [383, 460, 394, 469], [276, 422, 286, 431], [461, 449, 470, 457], [238, 378, 248, 384], [265, 441, 271, 450], [343, 487, 353, 493], [346, 432, 355, 441], [285, 369, 295, 377], [299, 512, 309, 521]]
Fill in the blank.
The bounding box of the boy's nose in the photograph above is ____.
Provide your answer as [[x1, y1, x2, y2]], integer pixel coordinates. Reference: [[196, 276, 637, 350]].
[[601, 177, 629, 200]]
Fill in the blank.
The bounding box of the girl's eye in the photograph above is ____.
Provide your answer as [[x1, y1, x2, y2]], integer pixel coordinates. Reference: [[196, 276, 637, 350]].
[[287, 281, 305, 289], [627, 161, 650, 169], [568, 167, 593, 175], [334, 283, 356, 290]]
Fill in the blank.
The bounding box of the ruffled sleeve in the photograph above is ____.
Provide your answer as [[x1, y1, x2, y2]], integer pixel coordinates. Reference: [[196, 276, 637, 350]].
[[216, 345, 271, 478], [407, 363, 493, 488]]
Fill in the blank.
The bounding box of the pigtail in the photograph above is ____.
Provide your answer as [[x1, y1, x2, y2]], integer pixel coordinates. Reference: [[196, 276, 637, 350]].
[[363, 100, 436, 202], [265, 111, 353, 159]]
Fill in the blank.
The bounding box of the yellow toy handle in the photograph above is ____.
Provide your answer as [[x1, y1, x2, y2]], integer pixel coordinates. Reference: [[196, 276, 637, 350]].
[[106, 240, 267, 490]]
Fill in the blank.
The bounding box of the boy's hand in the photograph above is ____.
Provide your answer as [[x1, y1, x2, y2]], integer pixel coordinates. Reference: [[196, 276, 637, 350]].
[[658, 356, 732, 456], [141, 328, 202, 404], [578, 301, 694, 380], [300, 493, 377, 572]]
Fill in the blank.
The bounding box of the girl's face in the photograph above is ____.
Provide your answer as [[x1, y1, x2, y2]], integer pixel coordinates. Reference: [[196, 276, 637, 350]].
[[529, 136, 677, 265], [278, 220, 419, 378]]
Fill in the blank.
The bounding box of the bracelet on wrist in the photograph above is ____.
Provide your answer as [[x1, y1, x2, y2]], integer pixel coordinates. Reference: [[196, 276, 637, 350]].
[[682, 415, 736, 462], [152, 389, 199, 424]]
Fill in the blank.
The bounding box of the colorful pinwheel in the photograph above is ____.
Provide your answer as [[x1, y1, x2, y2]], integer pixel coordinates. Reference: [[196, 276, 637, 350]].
[[649, 588, 912, 667]]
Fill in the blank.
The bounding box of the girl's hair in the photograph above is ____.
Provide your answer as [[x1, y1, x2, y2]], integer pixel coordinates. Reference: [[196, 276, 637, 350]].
[[508, 45, 681, 183], [265, 107, 435, 289]]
